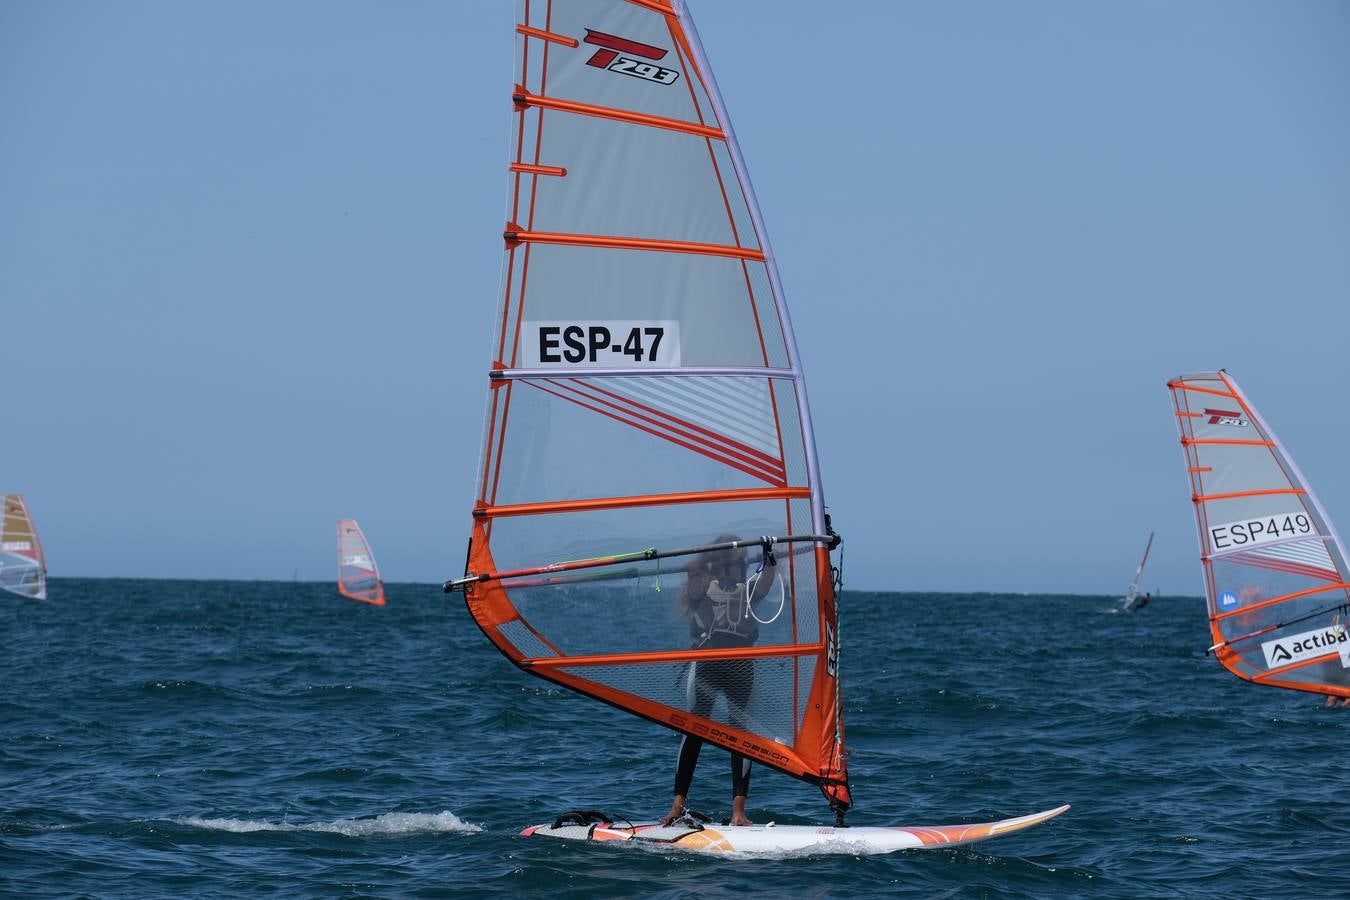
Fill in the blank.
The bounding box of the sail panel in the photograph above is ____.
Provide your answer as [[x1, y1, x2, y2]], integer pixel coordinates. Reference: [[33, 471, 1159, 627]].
[[337, 519, 386, 606], [481, 375, 800, 509], [1169, 371, 1350, 697], [1, 494, 46, 600], [525, 114, 754, 248], [493, 245, 788, 369]]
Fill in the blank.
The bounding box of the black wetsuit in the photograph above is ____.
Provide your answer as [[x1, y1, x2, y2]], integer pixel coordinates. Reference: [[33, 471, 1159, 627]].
[[674, 579, 758, 799]]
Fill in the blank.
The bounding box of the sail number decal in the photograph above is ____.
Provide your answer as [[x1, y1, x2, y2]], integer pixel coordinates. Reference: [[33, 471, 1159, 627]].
[[1261, 624, 1350, 669], [1208, 512, 1314, 552], [1, 541, 32, 552], [583, 29, 679, 85], [603, 57, 679, 85], [525, 320, 681, 368]]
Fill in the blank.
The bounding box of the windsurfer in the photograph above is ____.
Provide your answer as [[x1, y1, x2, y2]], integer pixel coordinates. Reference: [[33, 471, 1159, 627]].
[[661, 537, 777, 827], [1134, 592, 1151, 610]]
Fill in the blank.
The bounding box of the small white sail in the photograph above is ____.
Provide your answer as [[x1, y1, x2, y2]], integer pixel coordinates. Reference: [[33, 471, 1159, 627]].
[[1, 494, 47, 600], [1120, 532, 1154, 611]]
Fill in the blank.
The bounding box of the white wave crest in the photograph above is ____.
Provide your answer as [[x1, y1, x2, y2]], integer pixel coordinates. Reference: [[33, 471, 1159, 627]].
[[176, 810, 482, 836]]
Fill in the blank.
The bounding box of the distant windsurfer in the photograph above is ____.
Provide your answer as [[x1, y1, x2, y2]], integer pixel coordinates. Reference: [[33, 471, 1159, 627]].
[[1134, 592, 1150, 610], [661, 537, 777, 828]]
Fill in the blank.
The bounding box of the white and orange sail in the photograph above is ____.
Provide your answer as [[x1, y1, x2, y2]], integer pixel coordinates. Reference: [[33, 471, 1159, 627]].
[[1169, 371, 1350, 698], [1, 494, 47, 600], [337, 519, 386, 606], [446, 0, 850, 817]]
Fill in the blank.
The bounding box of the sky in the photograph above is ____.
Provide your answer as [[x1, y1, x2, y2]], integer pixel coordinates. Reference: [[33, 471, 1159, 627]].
[[3, 0, 1348, 594]]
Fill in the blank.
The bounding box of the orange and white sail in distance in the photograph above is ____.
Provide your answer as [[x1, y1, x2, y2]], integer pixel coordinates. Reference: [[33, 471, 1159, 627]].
[[447, 0, 850, 815], [1169, 371, 1350, 698], [337, 519, 385, 606], [1, 494, 47, 600]]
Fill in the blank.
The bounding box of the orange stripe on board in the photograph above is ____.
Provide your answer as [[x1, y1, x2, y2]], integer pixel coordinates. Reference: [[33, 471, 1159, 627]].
[[509, 162, 567, 177], [1169, 382, 1238, 399], [526, 643, 822, 668], [1194, 488, 1306, 503], [476, 486, 810, 518], [515, 24, 579, 48], [504, 227, 766, 261], [1182, 439, 1275, 447], [514, 89, 725, 139], [1214, 582, 1350, 622]]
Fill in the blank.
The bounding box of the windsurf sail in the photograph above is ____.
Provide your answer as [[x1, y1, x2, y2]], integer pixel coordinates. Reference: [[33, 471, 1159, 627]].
[[337, 519, 386, 606], [1168, 371, 1350, 698], [1, 494, 47, 600], [447, 0, 850, 817], [1120, 531, 1154, 611]]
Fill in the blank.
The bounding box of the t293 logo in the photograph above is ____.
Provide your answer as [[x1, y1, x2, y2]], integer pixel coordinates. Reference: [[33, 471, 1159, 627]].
[[583, 29, 679, 85]]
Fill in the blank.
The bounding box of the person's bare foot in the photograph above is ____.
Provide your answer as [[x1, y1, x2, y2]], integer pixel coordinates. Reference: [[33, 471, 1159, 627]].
[[730, 796, 753, 826]]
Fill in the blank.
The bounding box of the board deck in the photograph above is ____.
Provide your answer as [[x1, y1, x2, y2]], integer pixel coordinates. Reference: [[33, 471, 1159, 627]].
[[521, 805, 1069, 855]]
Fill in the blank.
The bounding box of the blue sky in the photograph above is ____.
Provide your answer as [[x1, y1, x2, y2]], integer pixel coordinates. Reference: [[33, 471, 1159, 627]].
[[4, 1, 1348, 593]]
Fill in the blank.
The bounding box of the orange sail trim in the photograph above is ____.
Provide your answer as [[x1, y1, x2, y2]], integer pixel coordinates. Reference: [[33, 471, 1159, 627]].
[[476, 486, 811, 519], [515, 24, 579, 48], [1251, 651, 1343, 682], [1181, 439, 1275, 447], [1167, 381, 1238, 399], [509, 162, 567, 177], [623, 0, 676, 15], [504, 226, 765, 261], [513, 89, 726, 139], [1193, 488, 1307, 502]]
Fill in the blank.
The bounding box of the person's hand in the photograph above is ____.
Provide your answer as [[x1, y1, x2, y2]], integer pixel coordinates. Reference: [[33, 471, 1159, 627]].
[[659, 801, 685, 826]]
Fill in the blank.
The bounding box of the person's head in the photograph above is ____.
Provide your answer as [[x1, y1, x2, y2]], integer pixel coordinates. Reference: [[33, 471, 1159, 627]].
[[702, 535, 747, 586]]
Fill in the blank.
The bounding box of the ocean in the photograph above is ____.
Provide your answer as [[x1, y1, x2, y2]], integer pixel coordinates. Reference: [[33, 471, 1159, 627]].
[[2, 579, 1345, 897]]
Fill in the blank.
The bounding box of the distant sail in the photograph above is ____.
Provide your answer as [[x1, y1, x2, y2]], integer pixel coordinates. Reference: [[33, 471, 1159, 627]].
[[1, 494, 47, 600], [337, 519, 385, 605], [445, 0, 850, 816], [1120, 532, 1154, 611], [1168, 371, 1350, 698]]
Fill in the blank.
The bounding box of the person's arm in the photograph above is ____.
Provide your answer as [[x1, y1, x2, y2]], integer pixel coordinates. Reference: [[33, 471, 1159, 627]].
[[750, 553, 777, 602], [684, 558, 710, 604]]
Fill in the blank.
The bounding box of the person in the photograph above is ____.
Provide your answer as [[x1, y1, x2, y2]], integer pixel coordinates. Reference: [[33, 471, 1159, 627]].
[[1134, 591, 1151, 610], [661, 536, 777, 827]]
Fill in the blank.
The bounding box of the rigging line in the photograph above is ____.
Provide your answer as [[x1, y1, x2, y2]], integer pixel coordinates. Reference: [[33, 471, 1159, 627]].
[[444, 532, 839, 592]]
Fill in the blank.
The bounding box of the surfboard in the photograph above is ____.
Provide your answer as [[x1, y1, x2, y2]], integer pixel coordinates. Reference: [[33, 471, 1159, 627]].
[[521, 805, 1070, 854]]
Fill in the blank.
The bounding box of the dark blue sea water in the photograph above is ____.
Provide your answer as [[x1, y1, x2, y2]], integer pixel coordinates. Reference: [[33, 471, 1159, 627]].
[[3, 580, 1347, 897]]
